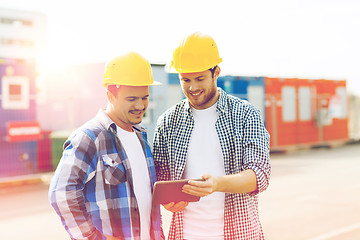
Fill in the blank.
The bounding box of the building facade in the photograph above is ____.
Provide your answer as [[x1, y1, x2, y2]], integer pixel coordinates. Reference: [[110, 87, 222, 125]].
[[0, 8, 47, 177]]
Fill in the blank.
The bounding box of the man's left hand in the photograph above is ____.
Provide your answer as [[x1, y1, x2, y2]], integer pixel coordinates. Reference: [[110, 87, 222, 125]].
[[182, 174, 218, 197], [162, 201, 188, 212]]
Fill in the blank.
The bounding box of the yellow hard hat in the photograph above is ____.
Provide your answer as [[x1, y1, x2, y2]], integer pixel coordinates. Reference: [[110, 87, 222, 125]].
[[103, 51, 161, 87], [170, 32, 222, 73]]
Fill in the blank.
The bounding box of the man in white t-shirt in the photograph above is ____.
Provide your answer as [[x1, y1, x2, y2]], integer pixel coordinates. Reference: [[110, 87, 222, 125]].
[[49, 52, 163, 240], [153, 33, 271, 239]]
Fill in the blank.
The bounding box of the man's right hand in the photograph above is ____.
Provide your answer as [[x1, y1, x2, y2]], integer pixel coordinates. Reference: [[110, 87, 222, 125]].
[[162, 201, 188, 212]]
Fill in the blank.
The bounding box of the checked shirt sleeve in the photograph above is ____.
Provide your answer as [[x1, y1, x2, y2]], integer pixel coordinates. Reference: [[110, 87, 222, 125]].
[[241, 105, 271, 195], [48, 132, 103, 240], [153, 117, 171, 181]]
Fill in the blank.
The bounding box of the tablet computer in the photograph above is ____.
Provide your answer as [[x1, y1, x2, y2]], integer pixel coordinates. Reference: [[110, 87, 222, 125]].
[[152, 179, 203, 205]]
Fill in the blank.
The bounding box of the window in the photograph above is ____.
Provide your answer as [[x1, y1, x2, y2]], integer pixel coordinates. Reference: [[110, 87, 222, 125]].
[[0, 38, 34, 47], [248, 85, 265, 121], [337, 87, 347, 118], [1, 76, 30, 109], [0, 17, 33, 27], [329, 87, 347, 119], [9, 84, 22, 101], [282, 86, 296, 122], [299, 87, 311, 121]]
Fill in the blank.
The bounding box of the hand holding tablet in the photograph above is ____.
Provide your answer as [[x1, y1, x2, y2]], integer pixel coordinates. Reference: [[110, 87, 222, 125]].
[[152, 179, 204, 205]]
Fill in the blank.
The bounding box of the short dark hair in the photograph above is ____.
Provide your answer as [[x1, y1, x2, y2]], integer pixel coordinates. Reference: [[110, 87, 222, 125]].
[[209, 65, 218, 78]]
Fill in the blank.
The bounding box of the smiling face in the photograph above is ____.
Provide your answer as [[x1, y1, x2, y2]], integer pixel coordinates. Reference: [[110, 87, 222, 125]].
[[179, 67, 221, 110], [106, 85, 149, 131]]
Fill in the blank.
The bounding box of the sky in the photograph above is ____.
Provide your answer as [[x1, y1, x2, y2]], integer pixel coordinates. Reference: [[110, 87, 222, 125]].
[[1, 0, 360, 95]]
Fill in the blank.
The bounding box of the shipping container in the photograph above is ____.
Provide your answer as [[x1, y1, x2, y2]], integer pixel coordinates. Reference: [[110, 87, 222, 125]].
[[0, 58, 41, 177], [217, 75, 349, 151]]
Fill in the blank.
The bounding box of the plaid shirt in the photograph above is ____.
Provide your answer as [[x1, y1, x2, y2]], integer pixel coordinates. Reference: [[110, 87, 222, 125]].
[[49, 109, 162, 240], [153, 88, 271, 240]]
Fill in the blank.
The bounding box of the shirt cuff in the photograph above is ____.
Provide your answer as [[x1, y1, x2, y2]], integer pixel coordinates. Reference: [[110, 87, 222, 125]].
[[244, 164, 270, 196]]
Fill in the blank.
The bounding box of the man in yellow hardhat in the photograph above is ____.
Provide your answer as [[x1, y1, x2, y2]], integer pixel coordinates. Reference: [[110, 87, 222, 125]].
[[153, 32, 271, 239], [49, 52, 163, 240]]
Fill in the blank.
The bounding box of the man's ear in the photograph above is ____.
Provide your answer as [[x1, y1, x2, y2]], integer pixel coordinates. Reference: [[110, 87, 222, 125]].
[[214, 66, 221, 79], [106, 89, 115, 103]]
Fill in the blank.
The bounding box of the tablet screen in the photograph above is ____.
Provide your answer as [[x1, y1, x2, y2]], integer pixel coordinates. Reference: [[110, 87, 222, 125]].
[[152, 179, 202, 204]]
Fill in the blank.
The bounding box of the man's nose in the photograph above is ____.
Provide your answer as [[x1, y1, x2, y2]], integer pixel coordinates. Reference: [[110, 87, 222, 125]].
[[189, 84, 199, 92], [134, 100, 145, 110]]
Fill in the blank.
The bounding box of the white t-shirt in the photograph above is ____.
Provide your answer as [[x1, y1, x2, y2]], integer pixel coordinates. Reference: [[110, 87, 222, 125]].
[[183, 104, 226, 240], [117, 126, 152, 240]]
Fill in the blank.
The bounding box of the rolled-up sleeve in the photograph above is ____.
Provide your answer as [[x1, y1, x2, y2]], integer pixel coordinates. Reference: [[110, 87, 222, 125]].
[[241, 106, 271, 195]]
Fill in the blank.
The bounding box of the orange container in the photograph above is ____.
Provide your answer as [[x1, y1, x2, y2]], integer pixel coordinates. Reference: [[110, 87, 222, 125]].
[[264, 77, 348, 151]]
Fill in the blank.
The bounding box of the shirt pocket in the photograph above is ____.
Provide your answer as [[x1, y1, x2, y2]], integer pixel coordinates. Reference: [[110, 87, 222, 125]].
[[102, 153, 126, 185]]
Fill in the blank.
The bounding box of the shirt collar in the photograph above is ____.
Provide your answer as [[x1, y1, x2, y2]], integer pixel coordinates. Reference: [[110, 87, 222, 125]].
[[216, 87, 228, 114]]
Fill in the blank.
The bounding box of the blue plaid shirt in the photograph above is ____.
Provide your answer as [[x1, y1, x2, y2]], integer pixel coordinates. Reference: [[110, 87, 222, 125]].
[[153, 88, 271, 240], [49, 109, 162, 240]]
